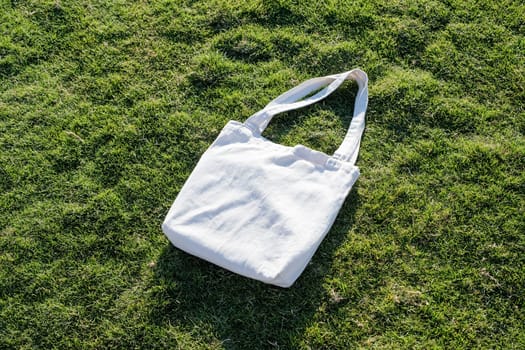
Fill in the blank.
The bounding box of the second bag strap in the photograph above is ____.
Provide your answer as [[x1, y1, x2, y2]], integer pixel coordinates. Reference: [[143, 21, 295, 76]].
[[244, 69, 368, 165]]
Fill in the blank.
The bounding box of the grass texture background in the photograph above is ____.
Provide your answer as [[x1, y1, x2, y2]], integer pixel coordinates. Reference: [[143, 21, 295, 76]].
[[1, 0, 524, 348]]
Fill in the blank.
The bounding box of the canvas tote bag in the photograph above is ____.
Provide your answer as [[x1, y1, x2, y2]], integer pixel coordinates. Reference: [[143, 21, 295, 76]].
[[162, 69, 368, 287]]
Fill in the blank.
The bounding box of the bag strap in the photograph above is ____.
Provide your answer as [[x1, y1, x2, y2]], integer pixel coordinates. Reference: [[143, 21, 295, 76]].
[[244, 69, 368, 165]]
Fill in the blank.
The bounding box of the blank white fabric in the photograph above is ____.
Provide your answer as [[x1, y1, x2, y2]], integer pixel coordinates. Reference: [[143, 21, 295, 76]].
[[162, 69, 368, 287]]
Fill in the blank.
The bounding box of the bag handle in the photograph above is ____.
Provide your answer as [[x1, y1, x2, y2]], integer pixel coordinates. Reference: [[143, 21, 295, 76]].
[[245, 69, 368, 165]]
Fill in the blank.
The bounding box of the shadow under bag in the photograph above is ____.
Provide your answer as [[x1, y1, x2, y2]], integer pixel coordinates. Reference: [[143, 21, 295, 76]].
[[163, 69, 369, 287]]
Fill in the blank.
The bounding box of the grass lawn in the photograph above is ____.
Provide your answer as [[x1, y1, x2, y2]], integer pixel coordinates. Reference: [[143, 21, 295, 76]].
[[1, 0, 524, 348]]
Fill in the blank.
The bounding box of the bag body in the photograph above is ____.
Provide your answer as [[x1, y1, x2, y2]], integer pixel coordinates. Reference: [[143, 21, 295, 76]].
[[162, 69, 368, 287]]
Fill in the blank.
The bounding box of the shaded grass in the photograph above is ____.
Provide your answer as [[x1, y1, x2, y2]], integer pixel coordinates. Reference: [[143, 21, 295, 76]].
[[1, 0, 524, 348]]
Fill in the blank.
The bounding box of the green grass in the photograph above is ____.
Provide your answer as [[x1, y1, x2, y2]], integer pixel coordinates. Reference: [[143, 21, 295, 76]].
[[1, 0, 524, 348]]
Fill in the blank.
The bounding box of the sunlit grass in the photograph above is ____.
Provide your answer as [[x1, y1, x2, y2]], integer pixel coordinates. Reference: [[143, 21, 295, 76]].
[[1, 0, 524, 348]]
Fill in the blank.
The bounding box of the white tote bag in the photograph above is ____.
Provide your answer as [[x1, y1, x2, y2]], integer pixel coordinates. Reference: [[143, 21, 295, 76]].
[[162, 69, 368, 287]]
